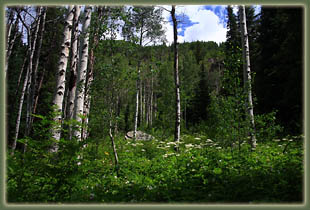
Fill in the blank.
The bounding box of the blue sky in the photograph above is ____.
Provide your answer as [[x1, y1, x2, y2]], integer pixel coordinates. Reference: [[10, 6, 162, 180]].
[[162, 5, 261, 45]]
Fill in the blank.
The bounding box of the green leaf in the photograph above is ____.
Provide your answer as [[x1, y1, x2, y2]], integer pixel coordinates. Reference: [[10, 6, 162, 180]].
[[213, 168, 222, 174]]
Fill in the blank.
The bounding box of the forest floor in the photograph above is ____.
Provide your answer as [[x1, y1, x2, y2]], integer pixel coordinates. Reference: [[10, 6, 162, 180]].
[[7, 133, 304, 204]]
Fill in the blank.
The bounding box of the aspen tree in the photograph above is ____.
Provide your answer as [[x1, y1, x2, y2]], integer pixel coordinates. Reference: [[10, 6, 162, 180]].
[[171, 5, 181, 147], [239, 5, 257, 149], [73, 6, 92, 141], [12, 7, 41, 154], [50, 6, 74, 151], [66, 6, 81, 139]]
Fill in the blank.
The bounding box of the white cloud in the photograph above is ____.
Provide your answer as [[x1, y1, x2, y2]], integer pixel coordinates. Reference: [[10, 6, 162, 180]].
[[162, 5, 227, 45]]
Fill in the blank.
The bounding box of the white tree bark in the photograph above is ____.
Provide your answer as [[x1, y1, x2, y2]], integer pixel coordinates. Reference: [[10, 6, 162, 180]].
[[171, 5, 181, 147], [12, 7, 41, 154], [50, 6, 74, 151], [239, 5, 257, 149], [12, 65, 30, 154], [67, 6, 81, 121], [73, 6, 92, 141], [133, 67, 140, 139], [82, 6, 104, 140]]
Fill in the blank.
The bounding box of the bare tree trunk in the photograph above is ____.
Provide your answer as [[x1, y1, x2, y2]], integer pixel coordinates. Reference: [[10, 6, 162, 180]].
[[140, 80, 143, 126], [82, 6, 103, 140], [66, 6, 81, 139], [24, 7, 43, 153], [50, 6, 74, 151], [134, 67, 140, 139], [73, 6, 92, 141], [171, 5, 181, 148], [239, 5, 256, 150], [150, 75, 153, 127], [11, 66, 30, 154], [14, 54, 28, 98], [29, 7, 46, 130], [109, 109, 119, 172]]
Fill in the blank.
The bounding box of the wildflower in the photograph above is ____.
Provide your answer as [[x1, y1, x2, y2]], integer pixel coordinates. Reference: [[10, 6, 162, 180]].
[[141, 149, 146, 152], [216, 147, 222, 149], [185, 144, 194, 148], [77, 161, 81, 166], [167, 142, 176, 145], [206, 139, 213, 143], [104, 151, 109, 155], [194, 137, 201, 140]]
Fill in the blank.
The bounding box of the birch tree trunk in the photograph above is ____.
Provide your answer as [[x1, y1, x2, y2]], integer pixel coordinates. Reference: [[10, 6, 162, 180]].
[[50, 6, 74, 151], [133, 67, 140, 139], [12, 65, 30, 154], [82, 6, 103, 140], [171, 5, 181, 147], [66, 6, 81, 140], [12, 7, 39, 154], [109, 108, 119, 172], [73, 6, 92, 141], [67, 6, 80, 119], [239, 5, 257, 149]]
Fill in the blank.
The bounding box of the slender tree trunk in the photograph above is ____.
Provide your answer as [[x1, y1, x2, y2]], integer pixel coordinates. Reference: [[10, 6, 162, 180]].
[[24, 7, 43, 153], [171, 5, 181, 148], [50, 6, 74, 151], [239, 5, 256, 149], [29, 7, 46, 129], [134, 67, 140, 139], [73, 6, 92, 141], [11, 66, 30, 154], [150, 75, 153, 127], [82, 6, 103, 140], [67, 6, 81, 139], [14, 54, 28, 98], [109, 109, 119, 172], [139, 80, 143, 126]]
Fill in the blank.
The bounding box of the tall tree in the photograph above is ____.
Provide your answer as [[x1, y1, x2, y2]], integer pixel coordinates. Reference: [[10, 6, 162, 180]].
[[171, 5, 181, 148], [73, 6, 92, 141], [66, 5, 81, 139], [12, 7, 42, 154], [255, 7, 302, 134], [50, 6, 74, 151], [122, 6, 165, 138], [239, 5, 256, 149], [82, 6, 104, 140]]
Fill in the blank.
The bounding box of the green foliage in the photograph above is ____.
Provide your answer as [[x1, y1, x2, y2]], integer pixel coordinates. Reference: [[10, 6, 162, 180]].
[[7, 132, 303, 203]]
